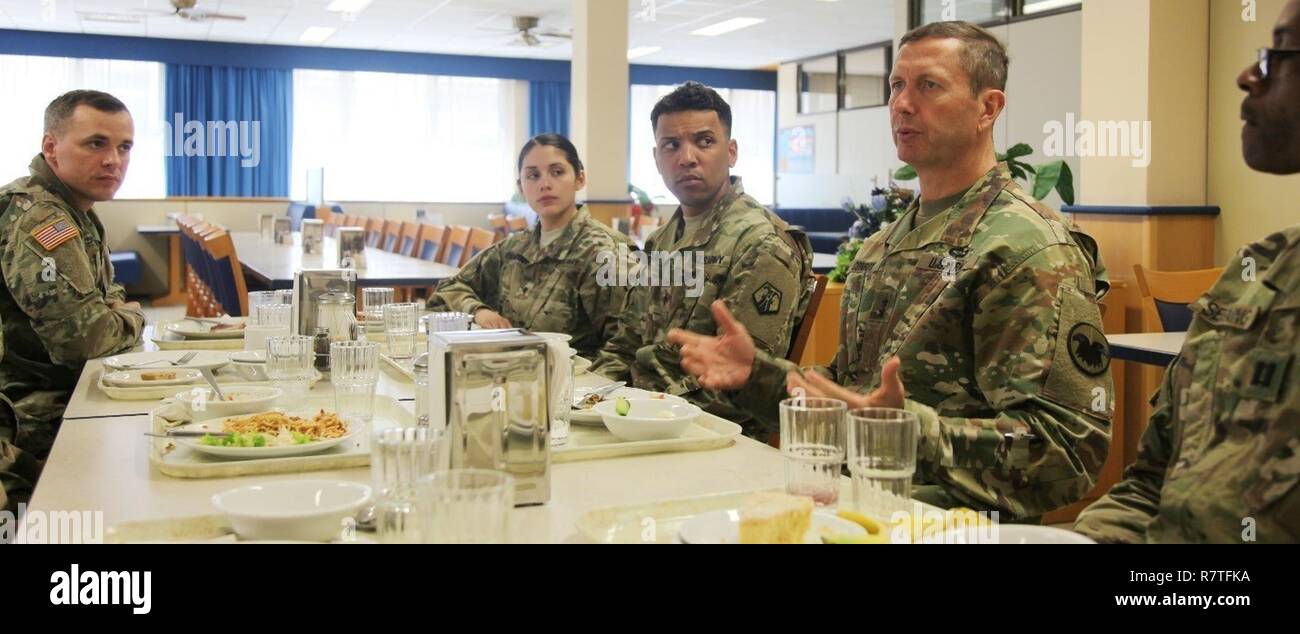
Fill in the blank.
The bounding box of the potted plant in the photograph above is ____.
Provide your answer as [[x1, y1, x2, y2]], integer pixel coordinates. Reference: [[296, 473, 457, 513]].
[[829, 185, 914, 283], [892, 143, 1075, 205]]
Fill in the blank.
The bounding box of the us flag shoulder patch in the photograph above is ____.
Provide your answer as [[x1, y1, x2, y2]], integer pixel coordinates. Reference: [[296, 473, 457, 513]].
[[31, 217, 79, 251]]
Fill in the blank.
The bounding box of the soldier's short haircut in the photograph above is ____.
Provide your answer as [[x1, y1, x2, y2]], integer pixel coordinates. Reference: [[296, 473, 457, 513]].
[[650, 81, 732, 137], [43, 90, 129, 136], [899, 21, 1009, 95]]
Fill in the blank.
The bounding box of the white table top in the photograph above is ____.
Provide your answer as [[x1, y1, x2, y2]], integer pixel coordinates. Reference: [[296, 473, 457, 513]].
[[232, 232, 459, 289], [62, 327, 415, 420], [1106, 332, 1186, 356], [26, 413, 794, 544]]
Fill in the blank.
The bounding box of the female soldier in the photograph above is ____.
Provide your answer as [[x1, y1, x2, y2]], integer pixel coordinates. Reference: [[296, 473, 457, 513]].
[[429, 134, 637, 358]]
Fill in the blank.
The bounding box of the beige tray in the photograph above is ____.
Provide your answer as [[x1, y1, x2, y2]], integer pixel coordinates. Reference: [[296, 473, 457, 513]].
[[380, 353, 416, 382], [151, 319, 245, 350], [105, 515, 238, 543], [576, 489, 783, 544], [148, 394, 414, 479], [98, 367, 323, 400], [104, 514, 375, 544], [553, 412, 741, 463]]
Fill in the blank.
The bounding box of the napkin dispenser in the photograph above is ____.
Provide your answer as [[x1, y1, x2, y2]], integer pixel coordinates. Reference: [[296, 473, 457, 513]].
[[292, 269, 357, 337], [429, 329, 550, 506]]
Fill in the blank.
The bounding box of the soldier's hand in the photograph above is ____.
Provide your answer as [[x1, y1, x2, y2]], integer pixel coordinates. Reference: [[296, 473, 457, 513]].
[[667, 300, 756, 391], [474, 308, 512, 329], [785, 356, 905, 410], [108, 300, 142, 313]]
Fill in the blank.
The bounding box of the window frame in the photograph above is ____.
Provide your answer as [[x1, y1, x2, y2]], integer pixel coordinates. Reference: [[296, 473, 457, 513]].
[[791, 39, 894, 115], [795, 53, 841, 115], [839, 40, 894, 113], [908, 0, 1082, 30]]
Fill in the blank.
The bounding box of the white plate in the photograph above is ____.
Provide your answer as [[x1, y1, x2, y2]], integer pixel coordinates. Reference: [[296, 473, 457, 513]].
[[165, 318, 247, 340], [103, 368, 203, 387], [939, 524, 1096, 545], [678, 509, 867, 545], [103, 351, 232, 372], [572, 356, 593, 375], [229, 350, 266, 364], [168, 414, 360, 460], [571, 387, 688, 425]]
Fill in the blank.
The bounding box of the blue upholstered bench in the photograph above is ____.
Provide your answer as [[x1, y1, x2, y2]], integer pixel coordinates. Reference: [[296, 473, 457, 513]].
[[774, 208, 854, 254], [110, 251, 142, 286]]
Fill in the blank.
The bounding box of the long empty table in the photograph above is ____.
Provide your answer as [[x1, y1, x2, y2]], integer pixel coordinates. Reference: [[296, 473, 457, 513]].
[[231, 232, 459, 289], [1107, 332, 1186, 367]]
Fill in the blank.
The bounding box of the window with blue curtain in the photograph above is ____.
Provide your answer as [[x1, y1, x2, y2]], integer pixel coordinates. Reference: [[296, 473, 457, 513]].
[[528, 80, 569, 139], [165, 64, 292, 197]]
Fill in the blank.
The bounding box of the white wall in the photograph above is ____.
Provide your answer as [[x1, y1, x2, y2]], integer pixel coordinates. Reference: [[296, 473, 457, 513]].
[[776, 10, 1083, 210]]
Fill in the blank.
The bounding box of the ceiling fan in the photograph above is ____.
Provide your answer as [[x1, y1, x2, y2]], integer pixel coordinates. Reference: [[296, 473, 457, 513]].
[[78, 0, 246, 25], [477, 16, 572, 48]]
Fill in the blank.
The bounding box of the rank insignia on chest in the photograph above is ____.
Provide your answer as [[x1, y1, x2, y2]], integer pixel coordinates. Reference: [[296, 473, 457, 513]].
[[1238, 349, 1293, 403], [752, 282, 783, 315], [31, 217, 80, 251]]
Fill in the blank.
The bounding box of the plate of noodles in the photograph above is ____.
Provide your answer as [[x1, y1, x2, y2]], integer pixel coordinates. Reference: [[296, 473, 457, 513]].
[[167, 409, 357, 459]]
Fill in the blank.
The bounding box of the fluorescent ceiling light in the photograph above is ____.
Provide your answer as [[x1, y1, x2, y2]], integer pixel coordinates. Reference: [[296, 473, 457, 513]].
[[327, 0, 374, 12], [299, 26, 337, 44], [627, 46, 662, 60], [690, 17, 765, 37]]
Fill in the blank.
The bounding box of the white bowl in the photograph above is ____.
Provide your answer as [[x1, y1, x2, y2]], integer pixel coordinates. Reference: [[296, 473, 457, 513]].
[[593, 398, 700, 442], [171, 386, 282, 418], [230, 361, 269, 381], [211, 480, 372, 542], [229, 350, 266, 364]]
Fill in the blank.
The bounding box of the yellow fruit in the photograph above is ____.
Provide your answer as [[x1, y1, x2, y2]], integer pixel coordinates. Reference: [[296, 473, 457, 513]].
[[836, 510, 885, 535]]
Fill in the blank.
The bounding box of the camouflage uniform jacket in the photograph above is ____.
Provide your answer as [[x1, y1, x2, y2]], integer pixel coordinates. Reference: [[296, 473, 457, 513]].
[[592, 177, 815, 436], [1076, 226, 1300, 543], [429, 208, 638, 359], [746, 164, 1113, 518], [0, 154, 144, 446]]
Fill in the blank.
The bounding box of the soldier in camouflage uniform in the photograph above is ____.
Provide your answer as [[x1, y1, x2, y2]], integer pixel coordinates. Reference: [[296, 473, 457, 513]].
[[671, 24, 1112, 520], [592, 83, 814, 437], [430, 134, 638, 359], [0, 90, 145, 509], [1074, 0, 1300, 543]]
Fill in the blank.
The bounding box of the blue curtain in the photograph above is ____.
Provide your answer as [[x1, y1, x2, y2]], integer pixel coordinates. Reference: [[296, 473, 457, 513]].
[[165, 64, 292, 197], [528, 80, 570, 139]]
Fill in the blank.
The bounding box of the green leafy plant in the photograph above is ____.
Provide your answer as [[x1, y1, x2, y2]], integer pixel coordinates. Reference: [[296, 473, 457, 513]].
[[829, 238, 863, 284], [829, 186, 914, 283], [892, 143, 1075, 205]]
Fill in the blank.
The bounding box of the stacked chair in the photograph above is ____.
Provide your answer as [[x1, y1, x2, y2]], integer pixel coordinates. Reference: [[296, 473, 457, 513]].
[[176, 214, 250, 318]]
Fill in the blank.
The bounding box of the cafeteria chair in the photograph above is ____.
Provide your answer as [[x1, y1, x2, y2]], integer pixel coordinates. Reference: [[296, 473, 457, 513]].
[[1133, 264, 1225, 332], [488, 213, 509, 241], [440, 226, 470, 267], [382, 219, 404, 253], [397, 221, 421, 257], [365, 217, 386, 248], [786, 274, 829, 363], [463, 227, 495, 266], [416, 224, 447, 262]]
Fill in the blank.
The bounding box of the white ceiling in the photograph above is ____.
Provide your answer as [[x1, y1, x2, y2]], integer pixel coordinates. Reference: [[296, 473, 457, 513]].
[[0, 0, 897, 70]]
